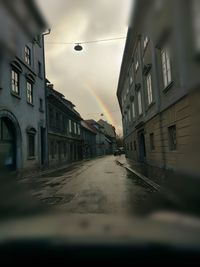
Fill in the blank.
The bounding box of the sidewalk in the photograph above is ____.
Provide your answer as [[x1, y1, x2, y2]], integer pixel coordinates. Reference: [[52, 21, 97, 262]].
[[116, 155, 200, 217], [18, 159, 88, 181], [18, 155, 107, 181]]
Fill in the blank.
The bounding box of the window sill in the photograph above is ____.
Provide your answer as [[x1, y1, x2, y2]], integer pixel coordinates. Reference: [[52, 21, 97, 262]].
[[27, 101, 34, 107], [11, 92, 21, 99], [27, 156, 36, 160], [147, 101, 155, 110], [163, 81, 174, 94]]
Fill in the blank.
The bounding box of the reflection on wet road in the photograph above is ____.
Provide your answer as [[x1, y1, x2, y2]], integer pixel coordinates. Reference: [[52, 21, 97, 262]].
[[23, 156, 173, 217], [28, 156, 169, 215]]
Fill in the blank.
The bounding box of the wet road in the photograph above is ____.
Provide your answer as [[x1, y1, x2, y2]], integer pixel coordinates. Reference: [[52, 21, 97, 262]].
[[29, 156, 160, 215]]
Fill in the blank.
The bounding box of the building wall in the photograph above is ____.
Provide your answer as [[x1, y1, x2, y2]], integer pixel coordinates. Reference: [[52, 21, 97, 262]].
[[117, 0, 200, 173], [47, 94, 82, 167], [81, 128, 96, 159], [124, 95, 194, 171], [0, 2, 47, 173]]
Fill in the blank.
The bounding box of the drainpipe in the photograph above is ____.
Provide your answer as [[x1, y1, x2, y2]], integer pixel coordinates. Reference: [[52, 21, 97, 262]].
[[152, 43, 166, 169], [42, 28, 51, 167]]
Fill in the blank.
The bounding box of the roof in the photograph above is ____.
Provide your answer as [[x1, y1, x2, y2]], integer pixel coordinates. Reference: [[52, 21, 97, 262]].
[[47, 84, 82, 119], [85, 120, 104, 133], [98, 119, 116, 138], [81, 121, 97, 135]]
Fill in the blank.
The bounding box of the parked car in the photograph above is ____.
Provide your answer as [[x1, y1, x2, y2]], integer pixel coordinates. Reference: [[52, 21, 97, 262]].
[[119, 147, 125, 154], [114, 149, 121, 156]]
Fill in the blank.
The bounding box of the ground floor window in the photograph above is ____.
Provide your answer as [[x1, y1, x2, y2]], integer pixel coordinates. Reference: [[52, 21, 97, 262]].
[[168, 125, 177, 151], [50, 140, 55, 159], [27, 127, 36, 159], [28, 134, 35, 158], [64, 143, 67, 158], [134, 141, 137, 151], [130, 142, 133, 151], [150, 133, 155, 151]]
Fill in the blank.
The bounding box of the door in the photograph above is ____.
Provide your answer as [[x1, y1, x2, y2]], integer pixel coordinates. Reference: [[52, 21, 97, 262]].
[[138, 131, 146, 163], [40, 127, 45, 165], [0, 118, 16, 171]]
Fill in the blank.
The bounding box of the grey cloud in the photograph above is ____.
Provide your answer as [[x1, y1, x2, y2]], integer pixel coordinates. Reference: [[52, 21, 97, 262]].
[[37, 0, 132, 134]]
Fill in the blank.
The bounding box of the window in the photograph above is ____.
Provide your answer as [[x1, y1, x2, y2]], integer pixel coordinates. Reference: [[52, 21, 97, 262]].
[[27, 81, 33, 104], [56, 112, 60, 129], [69, 120, 72, 133], [135, 61, 139, 72], [128, 108, 131, 123], [150, 133, 155, 151], [126, 87, 129, 95], [62, 115, 65, 132], [49, 107, 54, 127], [39, 98, 43, 111], [161, 47, 172, 88], [125, 113, 128, 128], [138, 90, 143, 115], [74, 122, 77, 134], [64, 143, 67, 158], [192, 0, 200, 53], [50, 141, 55, 159], [77, 124, 81, 135], [146, 73, 153, 105], [168, 125, 177, 151], [129, 65, 134, 85], [144, 36, 149, 50], [25, 46, 31, 65], [130, 142, 133, 151], [134, 141, 137, 151], [28, 134, 35, 158], [38, 61, 42, 78], [131, 101, 135, 119], [11, 69, 20, 95], [123, 93, 126, 104]]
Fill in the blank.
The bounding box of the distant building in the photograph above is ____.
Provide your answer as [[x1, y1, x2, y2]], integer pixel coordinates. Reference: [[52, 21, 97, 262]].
[[46, 83, 82, 166], [81, 121, 96, 159], [98, 119, 117, 154], [0, 0, 48, 174], [85, 120, 106, 156], [117, 0, 200, 173]]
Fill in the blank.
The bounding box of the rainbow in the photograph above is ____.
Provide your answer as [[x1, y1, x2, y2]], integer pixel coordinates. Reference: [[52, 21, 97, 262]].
[[84, 81, 116, 127]]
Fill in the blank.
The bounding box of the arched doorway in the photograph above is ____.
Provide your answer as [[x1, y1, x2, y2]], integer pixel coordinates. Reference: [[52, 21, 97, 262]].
[[0, 117, 16, 171], [0, 110, 22, 173]]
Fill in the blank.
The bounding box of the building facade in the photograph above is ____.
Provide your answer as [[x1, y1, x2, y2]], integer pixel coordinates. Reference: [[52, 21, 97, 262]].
[[81, 120, 96, 159], [98, 119, 117, 154], [47, 83, 82, 167], [117, 0, 200, 173], [85, 120, 107, 156], [0, 0, 48, 174]]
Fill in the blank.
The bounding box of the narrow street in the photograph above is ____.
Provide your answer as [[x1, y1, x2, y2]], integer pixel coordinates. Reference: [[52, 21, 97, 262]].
[[26, 155, 169, 216]]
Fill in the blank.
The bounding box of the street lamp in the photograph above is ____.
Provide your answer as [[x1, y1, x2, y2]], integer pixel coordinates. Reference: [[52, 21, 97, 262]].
[[74, 43, 83, 51]]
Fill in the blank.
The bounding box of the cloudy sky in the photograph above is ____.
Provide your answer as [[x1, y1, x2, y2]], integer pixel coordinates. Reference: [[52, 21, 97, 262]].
[[36, 0, 132, 135]]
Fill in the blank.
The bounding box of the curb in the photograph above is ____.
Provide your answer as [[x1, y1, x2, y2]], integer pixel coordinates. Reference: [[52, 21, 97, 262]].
[[18, 160, 86, 181], [19, 155, 108, 180], [116, 160, 161, 191], [116, 159, 186, 208]]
